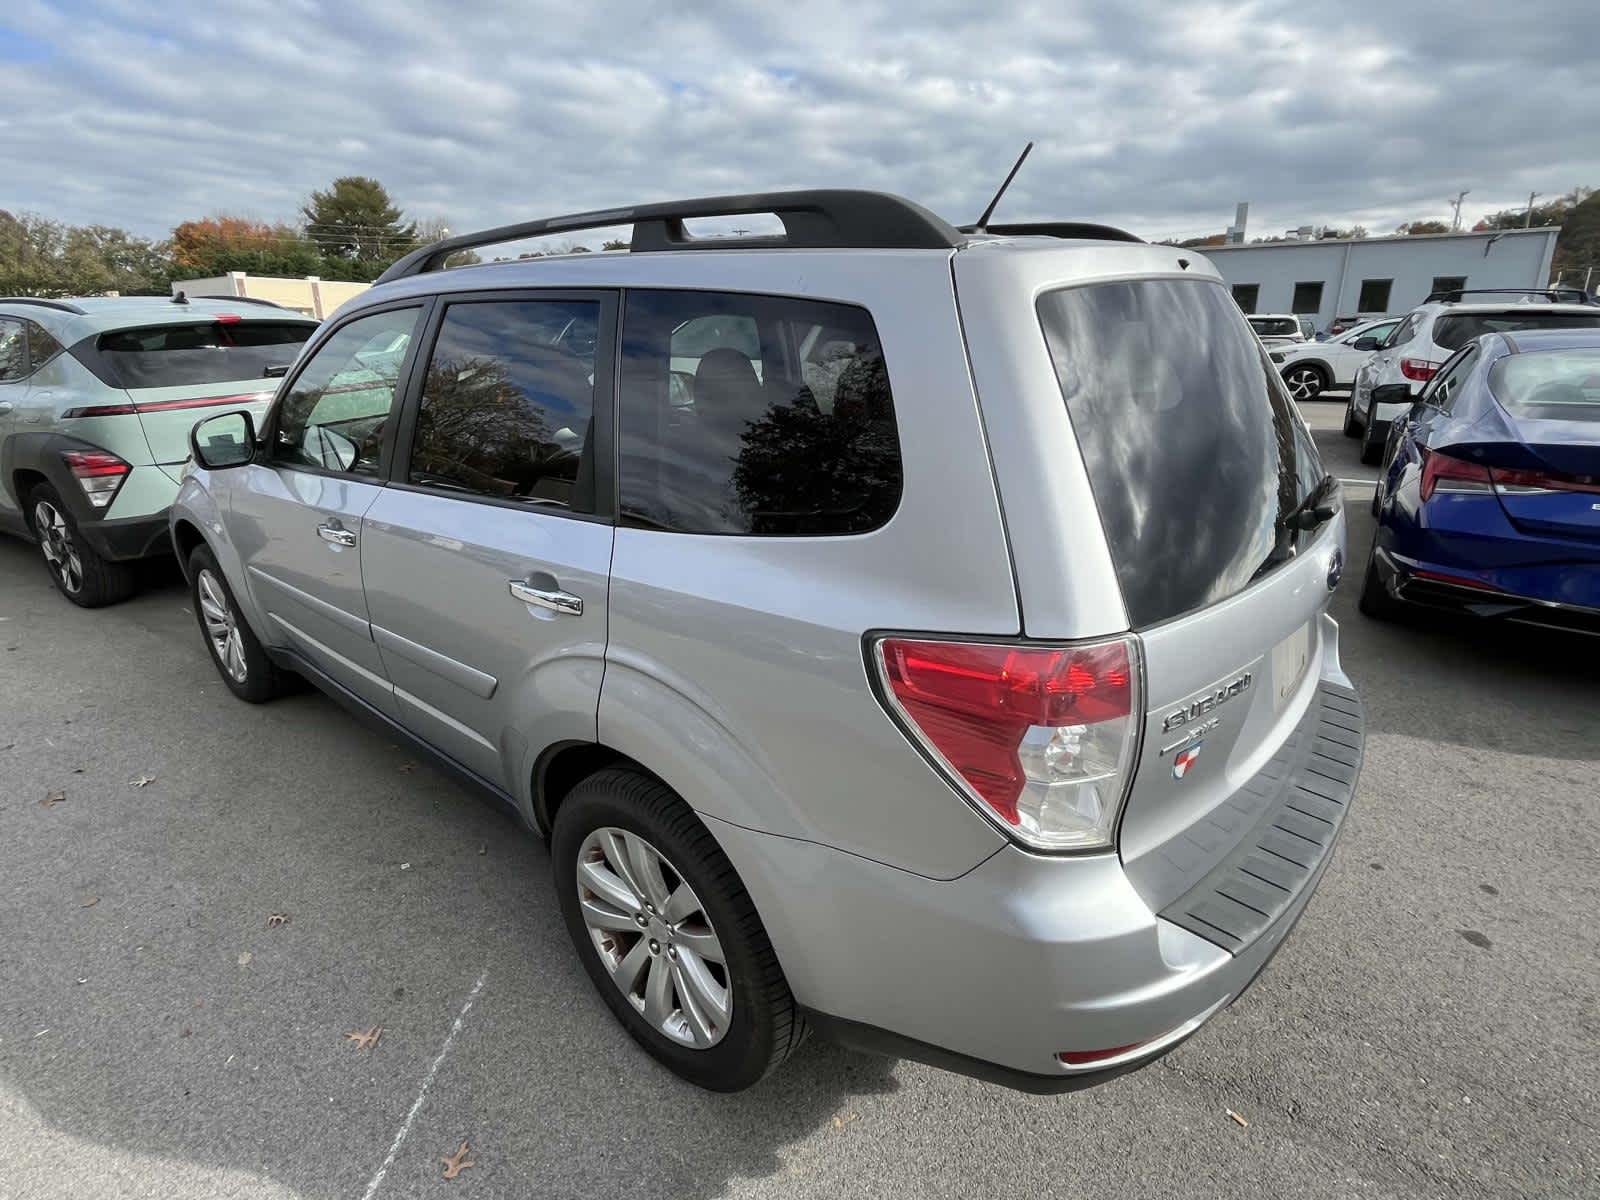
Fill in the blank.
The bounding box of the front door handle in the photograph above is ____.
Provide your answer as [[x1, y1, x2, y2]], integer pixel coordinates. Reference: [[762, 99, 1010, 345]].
[[509, 579, 583, 616], [317, 522, 357, 547], [0, 401, 14, 415]]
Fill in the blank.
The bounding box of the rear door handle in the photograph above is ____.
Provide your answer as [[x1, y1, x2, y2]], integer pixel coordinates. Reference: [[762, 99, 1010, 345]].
[[509, 579, 583, 616], [317, 523, 357, 547], [0, 402, 13, 414]]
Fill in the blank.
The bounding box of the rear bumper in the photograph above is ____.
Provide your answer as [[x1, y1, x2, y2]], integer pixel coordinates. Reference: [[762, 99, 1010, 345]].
[[1372, 545, 1600, 635], [708, 683, 1364, 1090], [77, 510, 174, 562]]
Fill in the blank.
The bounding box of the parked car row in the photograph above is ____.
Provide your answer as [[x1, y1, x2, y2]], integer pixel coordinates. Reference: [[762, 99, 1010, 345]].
[[2, 193, 1364, 1095], [1271, 316, 1400, 400]]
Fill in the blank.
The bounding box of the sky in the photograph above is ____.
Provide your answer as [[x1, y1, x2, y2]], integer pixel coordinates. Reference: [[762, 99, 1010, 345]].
[[2, 0, 1596, 248]]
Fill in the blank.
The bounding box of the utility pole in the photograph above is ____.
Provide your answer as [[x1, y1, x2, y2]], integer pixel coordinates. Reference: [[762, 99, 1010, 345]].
[[1450, 190, 1470, 232], [1523, 193, 1540, 228]]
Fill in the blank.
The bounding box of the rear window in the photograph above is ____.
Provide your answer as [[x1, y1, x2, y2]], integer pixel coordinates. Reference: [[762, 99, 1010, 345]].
[[95, 320, 314, 389], [1039, 279, 1325, 627], [1249, 317, 1298, 337], [1433, 311, 1600, 352], [1490, 348, 1600, 421]]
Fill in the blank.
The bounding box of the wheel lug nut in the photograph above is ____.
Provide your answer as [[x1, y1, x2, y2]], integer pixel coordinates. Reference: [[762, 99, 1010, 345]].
[[648, 939, 660, 955], [634, 914, 648, 927], [667, 946, 677, 961]]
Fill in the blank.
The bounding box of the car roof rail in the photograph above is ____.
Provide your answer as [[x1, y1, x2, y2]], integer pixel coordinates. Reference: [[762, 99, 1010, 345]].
[[957, 221, 1144, 244], [0, 296, 88, 315], [377, 189, 965, 283], [1424, 286, 1594, 305]]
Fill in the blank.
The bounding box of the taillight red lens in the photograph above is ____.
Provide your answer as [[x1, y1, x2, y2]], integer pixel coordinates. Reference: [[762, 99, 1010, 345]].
[[1419, 449, 1492, 501], [875, 637, 1138, 850], [1400, 357, 1439, 382], [1490, 465, 1600, 496], [60, 449, 131, 509]]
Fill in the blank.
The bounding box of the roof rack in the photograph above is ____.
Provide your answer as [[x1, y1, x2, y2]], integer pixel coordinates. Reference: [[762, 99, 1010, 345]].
[[957, 221, 1144, 244], [1425, 286, 1594, 305], [0, 297, 88, 315], [378, 190, 964, 284]]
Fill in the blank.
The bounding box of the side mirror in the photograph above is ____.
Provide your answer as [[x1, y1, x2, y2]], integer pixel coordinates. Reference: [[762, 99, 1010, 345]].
[[263, 364, 291, 378], [1351, 337, 1380, 351], [1370, 383, 1414, 409], [190, 410, 257, 470]]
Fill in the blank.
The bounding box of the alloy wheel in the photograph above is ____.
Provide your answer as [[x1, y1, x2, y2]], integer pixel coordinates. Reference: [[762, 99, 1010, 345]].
[[33, 500, 83, 595], [1284, 366, 1323, 401], [197, 569, 247, 683], [576, 827, 732, 1048]]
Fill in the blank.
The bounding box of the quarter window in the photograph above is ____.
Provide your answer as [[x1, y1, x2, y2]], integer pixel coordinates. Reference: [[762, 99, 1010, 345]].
[[273, 307, 423, 476], [0, 319, 25, 382], [26, 321, 63, 370], [407, 299, 601, 509], [618, 290, 902, 535]]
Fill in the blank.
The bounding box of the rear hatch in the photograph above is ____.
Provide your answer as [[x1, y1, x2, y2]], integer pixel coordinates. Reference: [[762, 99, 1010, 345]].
[[83, 316, 315, 467], [1033, 277, 1343, 914]]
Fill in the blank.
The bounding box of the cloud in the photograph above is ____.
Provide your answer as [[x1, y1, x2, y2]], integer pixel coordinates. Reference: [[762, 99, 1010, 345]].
[[2, 0, 1595, 244]]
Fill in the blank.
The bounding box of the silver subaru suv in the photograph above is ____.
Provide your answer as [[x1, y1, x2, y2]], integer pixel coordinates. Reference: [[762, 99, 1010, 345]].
[[171, 191, 1364, 1093]]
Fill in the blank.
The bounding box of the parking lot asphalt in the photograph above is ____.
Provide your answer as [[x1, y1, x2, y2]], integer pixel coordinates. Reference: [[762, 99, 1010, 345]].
[[2, 402, 1597, 1200]]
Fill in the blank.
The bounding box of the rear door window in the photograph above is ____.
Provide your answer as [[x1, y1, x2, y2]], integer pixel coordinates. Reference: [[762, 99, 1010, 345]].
[[618, 290, 902, 535], [1038, 279, 1325, 627], [1433, 311, 1600, 352], [95, 320, 315, 388], [406, 298, 601, 509]]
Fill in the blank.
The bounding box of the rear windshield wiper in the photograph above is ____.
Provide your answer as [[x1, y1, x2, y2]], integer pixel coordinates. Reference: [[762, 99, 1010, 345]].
[[1281, 472, 1338, 532]]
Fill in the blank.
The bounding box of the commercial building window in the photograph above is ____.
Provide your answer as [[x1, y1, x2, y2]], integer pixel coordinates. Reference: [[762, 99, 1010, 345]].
[[409, 299, 601, 509], [1431, 275, 1468, 299], [1357, 279, 1392, 313], [1291, 281, 1324, 314], [618, 290, 902, 535], [1231, 284, 1260, 313]]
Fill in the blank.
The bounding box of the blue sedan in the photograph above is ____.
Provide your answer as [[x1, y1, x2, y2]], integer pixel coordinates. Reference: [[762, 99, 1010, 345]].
[[1360, 328, 1600, 634]]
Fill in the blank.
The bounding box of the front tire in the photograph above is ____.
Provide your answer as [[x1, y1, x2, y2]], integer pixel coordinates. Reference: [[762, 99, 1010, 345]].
[[27, 484, 137, 608], [188, 544, 288, 703], [553, 767, 805, 1091], [1283, 364, 1327, 402]]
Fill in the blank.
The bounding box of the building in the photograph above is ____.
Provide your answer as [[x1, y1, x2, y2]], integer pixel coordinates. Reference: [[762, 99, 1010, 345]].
[[1199, 227, 1560, 330], [168, 271, 369, 319]]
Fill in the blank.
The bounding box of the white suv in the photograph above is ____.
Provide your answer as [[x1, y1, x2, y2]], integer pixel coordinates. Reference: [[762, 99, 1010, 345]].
[[1271, 317, 1400, 401], [1347, 289, 1600, 463]]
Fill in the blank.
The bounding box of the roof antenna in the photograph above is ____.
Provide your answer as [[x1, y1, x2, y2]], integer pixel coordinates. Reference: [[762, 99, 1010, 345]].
[[173, 290, 189, 305], [972, 142, 1034, 232]]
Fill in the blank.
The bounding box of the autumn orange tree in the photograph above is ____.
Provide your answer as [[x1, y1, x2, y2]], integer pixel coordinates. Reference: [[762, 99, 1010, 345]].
[[169, 216, 321, 277]]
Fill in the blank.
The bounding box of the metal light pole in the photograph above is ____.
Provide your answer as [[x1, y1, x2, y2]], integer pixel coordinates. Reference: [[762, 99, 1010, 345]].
[[1523, 194, 1539, 228]]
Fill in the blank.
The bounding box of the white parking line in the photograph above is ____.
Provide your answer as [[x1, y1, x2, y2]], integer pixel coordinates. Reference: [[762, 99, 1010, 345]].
[[1339, 477, 1377, 489], [360, 968, 488, 1200]]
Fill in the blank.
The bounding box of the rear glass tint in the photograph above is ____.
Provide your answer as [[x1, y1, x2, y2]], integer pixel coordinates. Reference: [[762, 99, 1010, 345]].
[[1250, 317, 1298, 336], [1490, 348, 1600, 421], [96, 320, 314, 389], [1038, 279, 1324, 627], [1433, 311, 1600, 352]]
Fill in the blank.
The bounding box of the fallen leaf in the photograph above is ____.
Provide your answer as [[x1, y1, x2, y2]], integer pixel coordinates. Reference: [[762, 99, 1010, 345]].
[[237, 952, 252, 968], [41, 790, 66, 808], [266, 913, 290, 929], [80, 896, 99, 908], [1227, 1109, 1249, 1128], [398, 762, 416, 775], [129, 774, 156, 789], [345, 1025, 383, 1050], [441, 1141, 474, 1180]]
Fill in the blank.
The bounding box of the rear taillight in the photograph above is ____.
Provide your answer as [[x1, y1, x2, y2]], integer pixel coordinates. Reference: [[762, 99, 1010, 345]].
[[873, 635, 1140, 851], [1400, 357, 1439, 382], [1419, 449, 1492, 501], [60, 449, 131, 509], [1490, 465, 1600, 496]]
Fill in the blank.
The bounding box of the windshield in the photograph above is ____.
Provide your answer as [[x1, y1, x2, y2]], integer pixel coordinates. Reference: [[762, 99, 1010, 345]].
[[1434, 311, 1600, 352], [1038, 279, 1325, 627], [1490, 348, 1600, 421], [96, 320, 314, 389]]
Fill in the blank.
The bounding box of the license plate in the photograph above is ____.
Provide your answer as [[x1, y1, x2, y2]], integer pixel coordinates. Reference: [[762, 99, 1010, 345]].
[[1270, 622, 1314, 711]]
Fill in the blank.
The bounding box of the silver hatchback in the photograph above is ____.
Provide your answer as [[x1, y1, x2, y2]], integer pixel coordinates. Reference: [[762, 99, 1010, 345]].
[[171, 191, 1364, 1092]]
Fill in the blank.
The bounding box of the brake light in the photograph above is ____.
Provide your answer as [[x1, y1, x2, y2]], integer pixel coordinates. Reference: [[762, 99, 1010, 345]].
[[1400, 357, 1439, 382], [60, 449, 131, 509], [214, 314, 241, 324], [874, 636, 1139, 851], [1490, 465, 1600, 496], [1419, 449, 1492, 501]]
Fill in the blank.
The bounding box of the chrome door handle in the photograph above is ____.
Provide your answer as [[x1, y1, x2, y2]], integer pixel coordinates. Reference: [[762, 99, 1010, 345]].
[[317, 523, 357, 547], [0, 402, 13, 415], [509, 579, 583, 616]]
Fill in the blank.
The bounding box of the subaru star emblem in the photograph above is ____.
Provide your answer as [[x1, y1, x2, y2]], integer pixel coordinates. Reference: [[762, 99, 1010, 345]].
[[1172, 742, 1203, 779]]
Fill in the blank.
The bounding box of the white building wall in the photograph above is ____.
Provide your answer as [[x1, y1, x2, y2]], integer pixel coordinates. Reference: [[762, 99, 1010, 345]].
[[1197, 228, 1559, 329]]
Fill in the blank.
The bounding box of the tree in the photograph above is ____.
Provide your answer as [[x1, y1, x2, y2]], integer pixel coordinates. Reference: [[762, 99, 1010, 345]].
[[1553, 190, 1600, 288], [170, 216, 320, 277], [1395, 220, 1451, 235], [0, 211, 171, 297], [1479, 187, 1592, 232], [601, 239, 629, 251], [300, 176, 417, 266]]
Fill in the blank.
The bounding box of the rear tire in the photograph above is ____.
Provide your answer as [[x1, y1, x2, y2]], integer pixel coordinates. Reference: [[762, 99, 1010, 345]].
[[1283, 364, 1327, 402], [1342, 399, 1361, 438], [187, 544, 288, 703], [1359, 416, 1384, 465], [27, 484, 138, 608], [552, 767, 805, 1091]]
